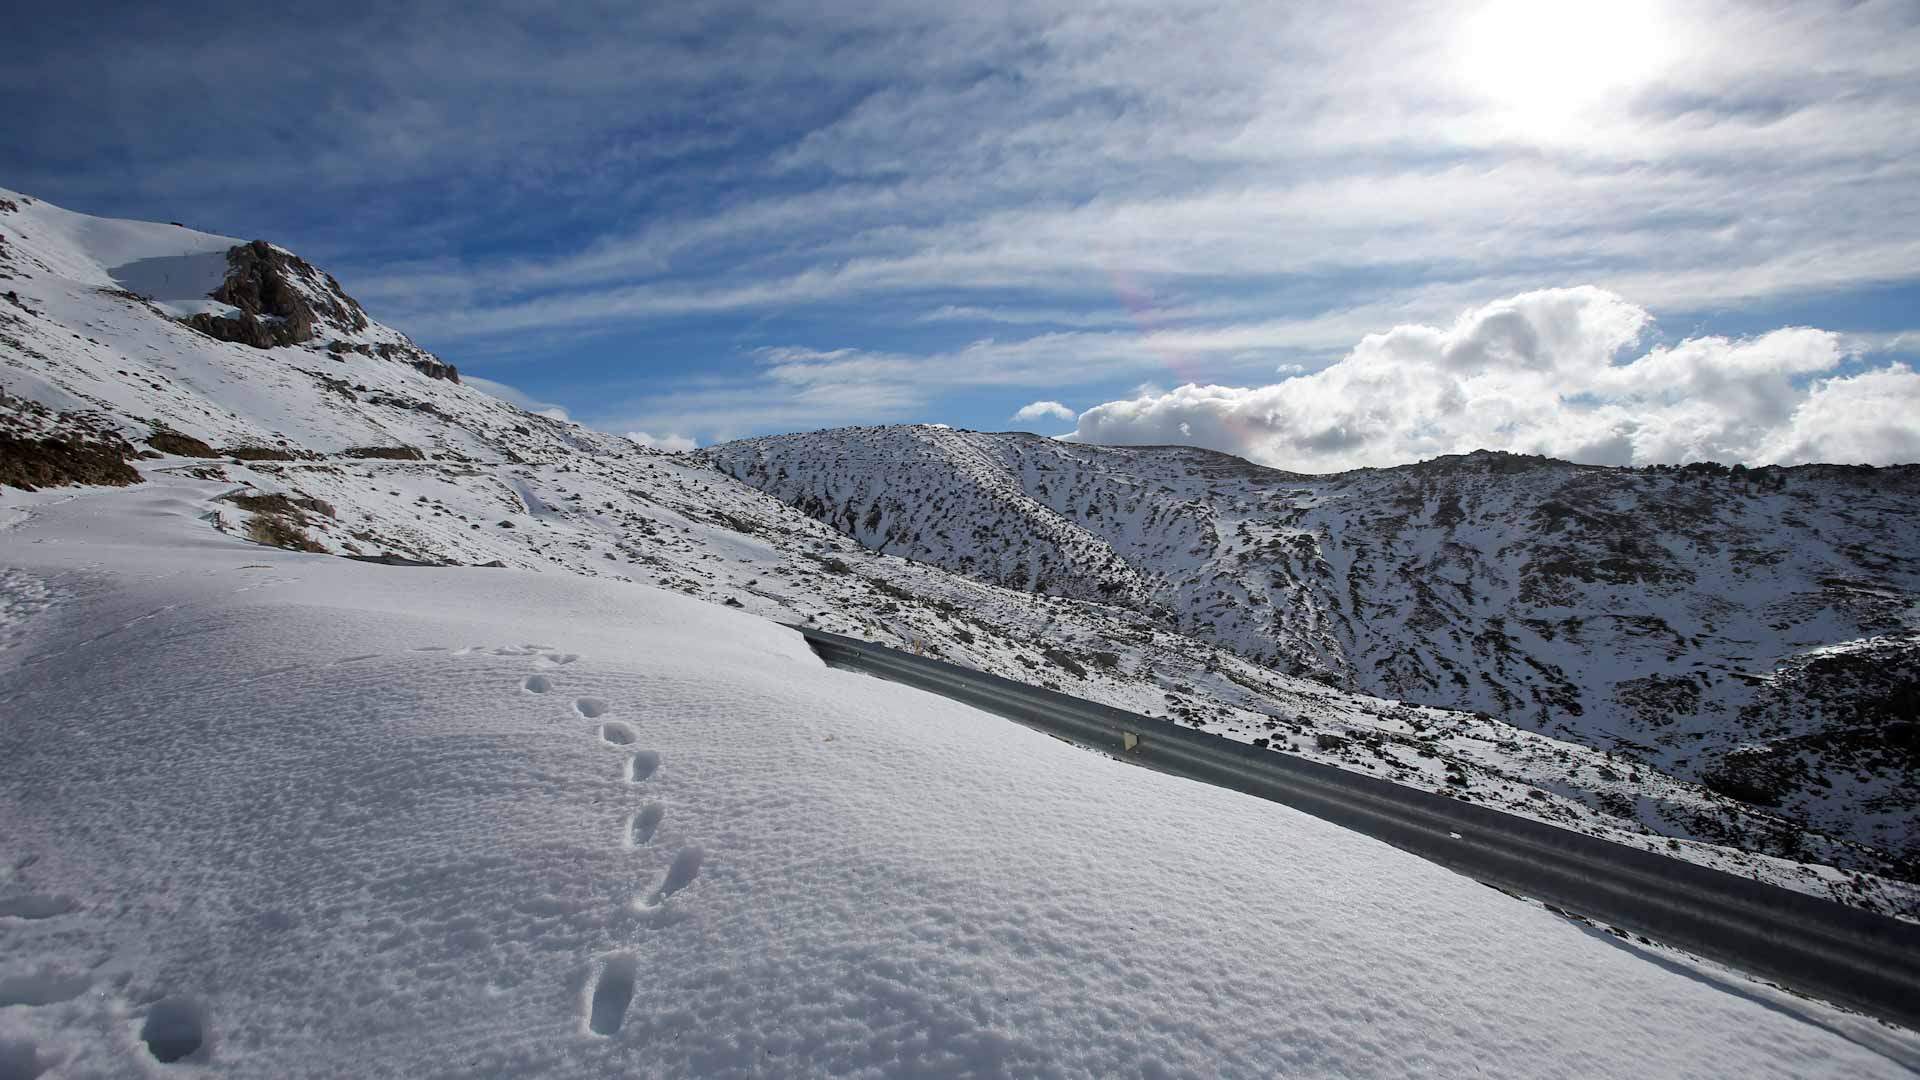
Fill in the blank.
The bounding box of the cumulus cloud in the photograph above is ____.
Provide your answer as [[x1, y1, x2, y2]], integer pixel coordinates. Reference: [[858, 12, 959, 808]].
[[1064, 287, 1920, 471], [626, 431, 698, 453], [1760, 365, 1920, 465], [1012, 400, 1077, 424]]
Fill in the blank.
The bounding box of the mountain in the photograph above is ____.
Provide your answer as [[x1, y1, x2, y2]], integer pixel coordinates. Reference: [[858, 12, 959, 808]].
[[705, 426, 1920, 871], [12, 466, 1910, 1078], [2, 188, 1914, 917]]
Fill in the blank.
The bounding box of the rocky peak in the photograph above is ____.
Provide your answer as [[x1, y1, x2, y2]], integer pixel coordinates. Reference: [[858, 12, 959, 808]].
[[185, 239, 371, 349]]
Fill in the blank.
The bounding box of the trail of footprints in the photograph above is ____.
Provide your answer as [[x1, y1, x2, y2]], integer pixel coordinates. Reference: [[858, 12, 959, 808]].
[[2, 642, 701, 1069], [0, 889, 208, 1068], [494, 644, 704, 1038]]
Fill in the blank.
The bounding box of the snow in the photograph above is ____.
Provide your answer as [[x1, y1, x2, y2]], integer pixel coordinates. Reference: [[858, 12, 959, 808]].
[[3, 476, 1917, 1078], [103, 253, 238, 319], [0, 188, 238, 295], [4, 186, 1919, 1073], [706, 426, 1920, 892], [4, 188, 1911, 915]]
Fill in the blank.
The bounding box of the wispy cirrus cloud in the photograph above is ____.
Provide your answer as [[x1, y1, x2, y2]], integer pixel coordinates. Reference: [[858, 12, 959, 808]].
[[6, 1, 1918, 458]]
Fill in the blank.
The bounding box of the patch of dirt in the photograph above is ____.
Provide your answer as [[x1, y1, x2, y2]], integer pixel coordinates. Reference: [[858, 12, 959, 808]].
[[220, 491, 336, 520], [0, 432, 142, 491], [0, 388, 142, 490], [146, 430, 219, 458], [221, 488, 335, 554], [244, 512, 326, 553], [222, 445, 315, 462]]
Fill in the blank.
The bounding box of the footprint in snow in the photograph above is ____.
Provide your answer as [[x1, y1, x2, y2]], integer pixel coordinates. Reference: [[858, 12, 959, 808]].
[[140, 996, 208, 1064], [624, 804, 664, 848], [522, 674, 554, 694], [574, 697, 609, 719], [599, 721, 637, 746], [642, 849, 703, 907], [0, 971, 90, 1007], [534, 652, 579, 669], [586, 955, 637, 1036], [624, 751, 660, 783]]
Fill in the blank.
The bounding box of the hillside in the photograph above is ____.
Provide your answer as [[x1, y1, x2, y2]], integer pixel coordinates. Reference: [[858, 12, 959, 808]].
[[705, 426, 1920, 871], [11, 475, 1920, 1077], [2, 187, 1914, 919]]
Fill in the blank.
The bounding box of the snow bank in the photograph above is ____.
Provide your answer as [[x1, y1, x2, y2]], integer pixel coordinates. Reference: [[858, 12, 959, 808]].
[[1, 477, 1913, 1077], [0, 186, 238, 312]]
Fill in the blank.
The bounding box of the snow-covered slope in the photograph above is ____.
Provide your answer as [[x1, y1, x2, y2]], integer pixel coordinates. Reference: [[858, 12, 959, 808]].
[[5, 473, 1919, 1077], [707, 426, 1920, 871], [2, 187, 1912, 919]]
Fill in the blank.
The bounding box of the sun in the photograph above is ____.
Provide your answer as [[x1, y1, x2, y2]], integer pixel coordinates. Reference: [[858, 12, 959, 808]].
[[1453, 0, 1673, 138]]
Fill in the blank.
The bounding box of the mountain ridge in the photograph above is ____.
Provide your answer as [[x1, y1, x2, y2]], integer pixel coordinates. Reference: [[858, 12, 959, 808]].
[[4, 186, 1914, 913], [705, 424, 1920, 866]]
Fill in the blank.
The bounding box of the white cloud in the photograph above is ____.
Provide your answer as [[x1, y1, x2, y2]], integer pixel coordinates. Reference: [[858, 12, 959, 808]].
[[626, 431, 698, 453], [1012, 400, 1076, 423], [462, 375, 572, 422], [288, 0, 1920, 375], [1758, 364, 1920, 466], [1063, 287, 1920, 470], [154, 1, 1915, 452]]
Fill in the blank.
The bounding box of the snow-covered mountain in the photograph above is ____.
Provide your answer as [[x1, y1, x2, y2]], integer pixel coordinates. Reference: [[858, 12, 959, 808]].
[[706, 425, 1920, 873], [8, 185, 1920, 1074], [15, 477, 1918, 1078], [2, 187, 1913, 919]]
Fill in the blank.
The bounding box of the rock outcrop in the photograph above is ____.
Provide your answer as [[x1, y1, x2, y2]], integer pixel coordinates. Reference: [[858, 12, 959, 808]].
[[328, 339, 459, 383], [184, 239, 370, 348]]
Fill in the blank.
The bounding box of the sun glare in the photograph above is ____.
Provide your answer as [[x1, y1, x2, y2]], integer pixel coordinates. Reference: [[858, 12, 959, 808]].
[[1454, 0, 1672, 137]]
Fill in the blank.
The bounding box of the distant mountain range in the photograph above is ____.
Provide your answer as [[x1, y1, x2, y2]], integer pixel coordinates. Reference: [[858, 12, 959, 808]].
[[4, 187, 1913, 912]]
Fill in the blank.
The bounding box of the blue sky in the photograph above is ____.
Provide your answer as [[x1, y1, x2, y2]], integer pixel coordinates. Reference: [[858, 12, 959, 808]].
[[4, 0, 1917, 466]]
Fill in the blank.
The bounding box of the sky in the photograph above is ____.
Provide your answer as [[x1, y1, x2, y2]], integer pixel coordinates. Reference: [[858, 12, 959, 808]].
[[4, 0, 1918, 469]]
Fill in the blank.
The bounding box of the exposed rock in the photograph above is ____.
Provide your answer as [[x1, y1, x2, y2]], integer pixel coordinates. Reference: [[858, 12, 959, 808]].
[[186, 309, 293, 348], [0, 387, 142, 490], [0, 432, 142, 490], [220, 490, 336, 520], [244, 511, 326, 553], [183, 239, 371, 349], [146, 430, 219, 458], [327, 338, 460, 383], [343, 445, 425, 460], [223, 445, 312, 462], [410, 356, 460, 383]]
